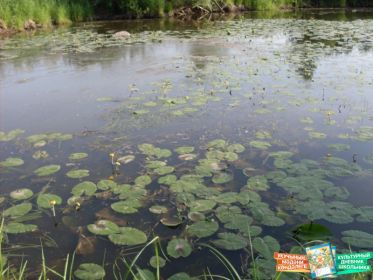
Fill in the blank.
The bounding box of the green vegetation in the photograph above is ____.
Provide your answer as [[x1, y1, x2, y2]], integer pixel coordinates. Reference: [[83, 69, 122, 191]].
[[1, 0, 373, 31]]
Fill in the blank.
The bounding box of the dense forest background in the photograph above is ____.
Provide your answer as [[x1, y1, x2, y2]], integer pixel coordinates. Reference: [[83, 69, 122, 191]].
[[1, 0, 373, 30]]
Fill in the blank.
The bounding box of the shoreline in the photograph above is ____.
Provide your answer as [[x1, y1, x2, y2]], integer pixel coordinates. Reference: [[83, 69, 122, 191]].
[[1, 7, 373, 37]]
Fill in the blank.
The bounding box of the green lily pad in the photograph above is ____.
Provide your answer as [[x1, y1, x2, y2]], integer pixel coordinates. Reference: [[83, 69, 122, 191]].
[[97, 180, 117, 191], [167, 239, 192, 258], [150, 256, 166, 268], [154, 166, 175, 175], [160, 217, 182, 227], [292, 223, 332, 242], [175, 146, 195, 154], [207, 139, 227, 149], [249, 141, 271, 150], [68, 153, 88, 161], [10, 189, 33, 200], [187, 220, 218, 238], [188, 212, 205, 222], [72, 181, 97, 196], [189, 200, 216, 212], [212, 172, 233, 184], [309, 131, 326, 139], [111, 201, 139, 214], [37, 194, 62, 209], [34, 165, 61, 176], [149, 205, 168, 214], [27, 134, 47, 143], [32, 150, 49, 160], [247, 176, 269, 191], [168, 273, 197, 280], [108, 227, 147, 245], [135, 175, 152, 187], [87, 220, 120, 235], [3, 203, 32, 218], [0, 157, 24, 167], [158, 175, 177, 185], [0, 129, 24, 142], [227, 144, 245, 153], [136, 269, 155, 280], [66, 169, 90, 179], [4, 222, 37, 234], [117, 155, 135, 164], [74, 263, 105, 280], [252, 236, 280, 259], [341, 230, 373, 248], [212, 233, 248, 250]]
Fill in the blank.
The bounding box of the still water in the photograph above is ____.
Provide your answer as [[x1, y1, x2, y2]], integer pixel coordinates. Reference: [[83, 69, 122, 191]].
[[1, 10, 373, 280]]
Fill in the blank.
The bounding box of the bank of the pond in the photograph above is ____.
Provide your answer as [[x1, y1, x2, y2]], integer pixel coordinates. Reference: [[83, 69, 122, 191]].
[[1, 0, 373, 33]]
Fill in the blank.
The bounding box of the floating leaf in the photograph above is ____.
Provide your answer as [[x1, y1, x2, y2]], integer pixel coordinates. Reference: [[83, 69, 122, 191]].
[[292, 223, 332, 242], [37, 194, 62, 209], [188, 212, 205, 222], [212, 233, 248, 250], [87, 220, 120, 235], [4, 223, 37, 234], [227, 144, 245, 153], [135, 175, 152, 187], [187, 220, 218, 238], [69, 153, 88, 161], [34, 165, 61, 176], [189, 200, 216, 212], [249, 141, 271, 150], [74, 263, 105, 280], [158, 175, 177, 185], [97, 180, 117, 191], [149, 205, 168, 214], [72, 181, 97, 196], [117, 155, 135, 164], [154, 166, 174, 175], [66, 169, 90, 179], [168, 273, 197, 280], [4, 203, 32, 218], [10, 189, 33, 200], [150, 256, 166, 268], [0, 157, 24, 167], [175, 146, 194, 154], [309, 131, 326, 139], [212, 172, 233, 184], [341, 230, 373, 248], [111, 201, 139, 214], [167, 239, 192, 258], [109, 227, 147, 245], [160, 217, 182, 227], [252, 236, 280, 259]]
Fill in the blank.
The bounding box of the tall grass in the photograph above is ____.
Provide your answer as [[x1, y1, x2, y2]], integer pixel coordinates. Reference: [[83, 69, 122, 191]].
[[0, 0, 91, 30]]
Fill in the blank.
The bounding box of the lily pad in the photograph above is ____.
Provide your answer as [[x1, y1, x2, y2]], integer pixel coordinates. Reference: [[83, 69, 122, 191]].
[[66, 169, 90, 179], [87, 220, 120, 235], [168, 273, 197, 280], [160, 217, 182, 227], [212, 233, 248, 250], [212, 172, 233, 184], [72, 181, 97, 196], [150, 256, 166, 268], [111, 201, 139, 214], [167, 239, 192, 258], [154, 166, 175, 175], [0, 157, 24, 167], [189, 200, 216, 212], [69, 153, 88, 161], [188, 212, 205, 222], [108, 227, 147, 245], [3, 203, 32, 218], [10, 189, 33, 200], [227, 144, 245, 153], [34, 165, 61, 176], [97, 180, 117, 191], [252, 236, 280, 259], [74, 263, 105, 280], [135, 175, 152, 187], [4, 222, 37, 234], [175, 146, 195, 154], [187, 220, 218, 238], [158, 175, 177, 185], [149, 205, 168, 214], [37, 194, 62, 209], [292, 223, 332, 242], [249, 141, 271, 150], [341, 230, 373, 248], [117, 155, 135, 164]]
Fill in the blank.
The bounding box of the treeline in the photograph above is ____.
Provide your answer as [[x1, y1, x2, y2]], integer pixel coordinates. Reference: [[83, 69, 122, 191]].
[[1, 0, 373, 31]]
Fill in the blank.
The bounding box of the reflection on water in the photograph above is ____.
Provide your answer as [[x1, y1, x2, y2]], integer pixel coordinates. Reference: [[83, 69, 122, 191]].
[[1, 10, 373, 279]]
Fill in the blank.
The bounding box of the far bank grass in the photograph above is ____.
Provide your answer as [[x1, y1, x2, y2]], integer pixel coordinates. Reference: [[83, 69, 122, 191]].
[[1, 0, 373, 31]]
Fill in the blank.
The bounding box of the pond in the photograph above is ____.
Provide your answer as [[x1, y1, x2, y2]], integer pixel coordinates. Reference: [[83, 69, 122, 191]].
[[1, 9, 373, 280]]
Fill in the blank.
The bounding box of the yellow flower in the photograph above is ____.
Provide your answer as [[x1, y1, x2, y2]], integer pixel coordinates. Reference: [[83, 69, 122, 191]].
[[109, 152, 115, 158], [49, 200, 57, 206]]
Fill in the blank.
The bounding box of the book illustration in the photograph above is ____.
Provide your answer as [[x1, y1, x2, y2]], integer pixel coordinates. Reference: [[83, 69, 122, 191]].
[[306, 243, 336, 279]]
